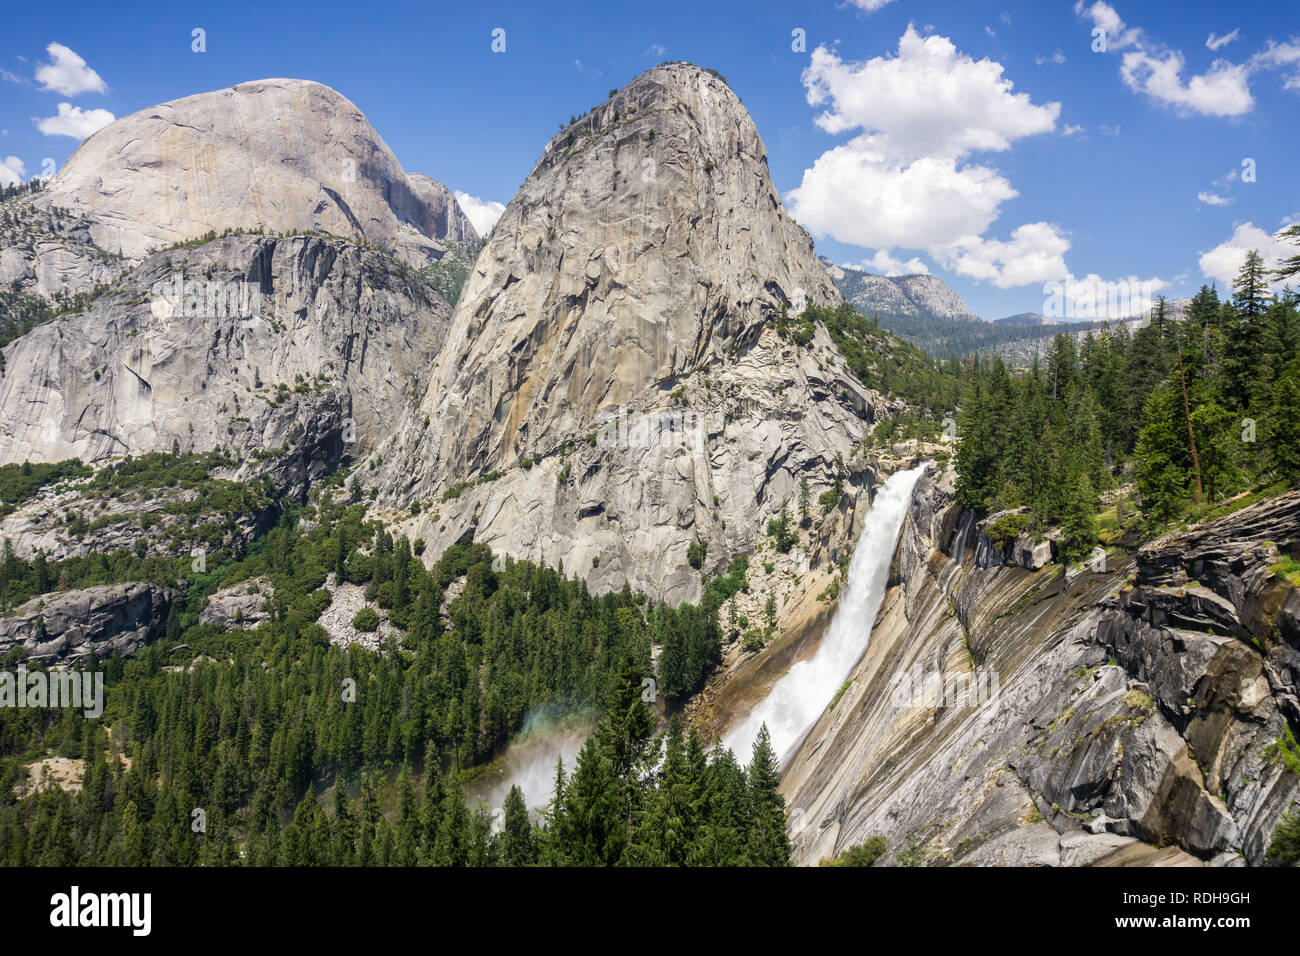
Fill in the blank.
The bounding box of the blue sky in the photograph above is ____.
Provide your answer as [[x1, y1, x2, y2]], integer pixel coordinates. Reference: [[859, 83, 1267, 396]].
[[2, 0, 1297, 319]]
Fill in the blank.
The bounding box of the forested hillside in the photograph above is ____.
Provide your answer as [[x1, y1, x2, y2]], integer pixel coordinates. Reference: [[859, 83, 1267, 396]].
[[954, 248, 1300, 563], [0, 469, 784, 865]]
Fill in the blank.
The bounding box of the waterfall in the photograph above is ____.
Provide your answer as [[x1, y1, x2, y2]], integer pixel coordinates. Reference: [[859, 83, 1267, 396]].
[[724, 463, 929, 765]]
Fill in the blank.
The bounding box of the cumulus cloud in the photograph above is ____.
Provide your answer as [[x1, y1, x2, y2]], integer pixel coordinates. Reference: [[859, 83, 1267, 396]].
[[1035, 51, 1066, 66], [0, 155, 26, 187], [453, 191, 506, 236], [1062, 123, 1084, 135], [789, 147, 1018, 252], [859, 250, 930, 276], [800, 31, 1059, 161], [944, 222, 1071, 289], [1198, 222, 1294, 288], [34, 102, 115, 138], [1045, 272, 1168, 319], [35, 42, 105, 96], [788, 29, 1067, 288], [1197, 191, 1232, 207], [1206, 29, 1241, 52], [846, 0, 898, 12]]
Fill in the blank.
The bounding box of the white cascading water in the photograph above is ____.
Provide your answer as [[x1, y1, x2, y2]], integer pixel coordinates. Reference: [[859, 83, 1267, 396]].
[[724, 463, 929, 765]]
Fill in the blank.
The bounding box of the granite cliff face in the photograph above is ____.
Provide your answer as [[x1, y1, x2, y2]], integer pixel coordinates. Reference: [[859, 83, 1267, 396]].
[[28, 79, 477, 266], [368, 63, 882, 603], [777, 470, 1300, 866], [0, 233, 452, 477], [0, 582, 174, 662]]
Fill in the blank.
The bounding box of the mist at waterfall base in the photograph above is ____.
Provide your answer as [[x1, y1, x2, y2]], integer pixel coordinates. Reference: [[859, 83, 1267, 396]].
[[723, 463, 929, 765], [465, 704, 595, 816]]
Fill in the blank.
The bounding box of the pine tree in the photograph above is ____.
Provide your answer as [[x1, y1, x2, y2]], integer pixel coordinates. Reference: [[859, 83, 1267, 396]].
[[562, 649, 659, 865], [1059, 472, 1099, 566], [1135, 385, 1192, 524], [1224, 250, 1275, 410], [1271, 224, 1300, 284], [690, 747, 749, 866], [1271, 359, 1300, 485], [539, 758, 572, 866], [431, 773, 470, 867], [500, 784, 536, 866], [745, 724, 791, 866], [630, 715, 696, 865], [332, 784, 358, 866]]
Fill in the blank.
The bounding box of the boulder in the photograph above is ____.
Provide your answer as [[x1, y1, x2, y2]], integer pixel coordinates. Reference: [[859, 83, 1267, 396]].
[[0, 582, 174, 661]]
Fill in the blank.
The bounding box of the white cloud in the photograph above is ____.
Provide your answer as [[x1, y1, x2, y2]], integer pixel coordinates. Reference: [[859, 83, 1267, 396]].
[[846, 0, 898, 11], [1120, 49, 1252, 116], [1197, 191, 1232, 207], [1073, 2, 1142, 51], [1062, 123, 1084, 135], [859, 250, 930, 276], [35, 42, 105, 96], [945, 222, 1071, 289], [1046, 273, 1168, 319], [790, 147, 1018, 251], [644, 43, 667, 57], [1251, 39, 1300, 90], [1035, 51, 1066, 65], [1199, 221, 1294, 288], [787, 31, 1065, 289], [1206, 29, 1241, 52], [453, 191, 506, 236], [0, 155, 26, 187], [799, 31, 1059, 161], [0, 68, 25, 85], [1078, 5, 1297, 116], [34, 102, 115, 138]]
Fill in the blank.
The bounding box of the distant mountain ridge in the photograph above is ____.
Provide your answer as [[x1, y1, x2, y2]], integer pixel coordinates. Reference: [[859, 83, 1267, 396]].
[[818, 256, 1188, 362], [819, 256, 978, 323]]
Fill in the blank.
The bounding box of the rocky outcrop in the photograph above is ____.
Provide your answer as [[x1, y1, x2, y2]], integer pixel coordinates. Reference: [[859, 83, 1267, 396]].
[[198, 577, 270, 630], [0, 199, 127, 301], [0, 461, 281, 562], [0, 582, 174, 661], [0, 233, 453, 478], [27, 79, 477, 267], [778, 475, 1300, 866], [369, 62, 886, 602]]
